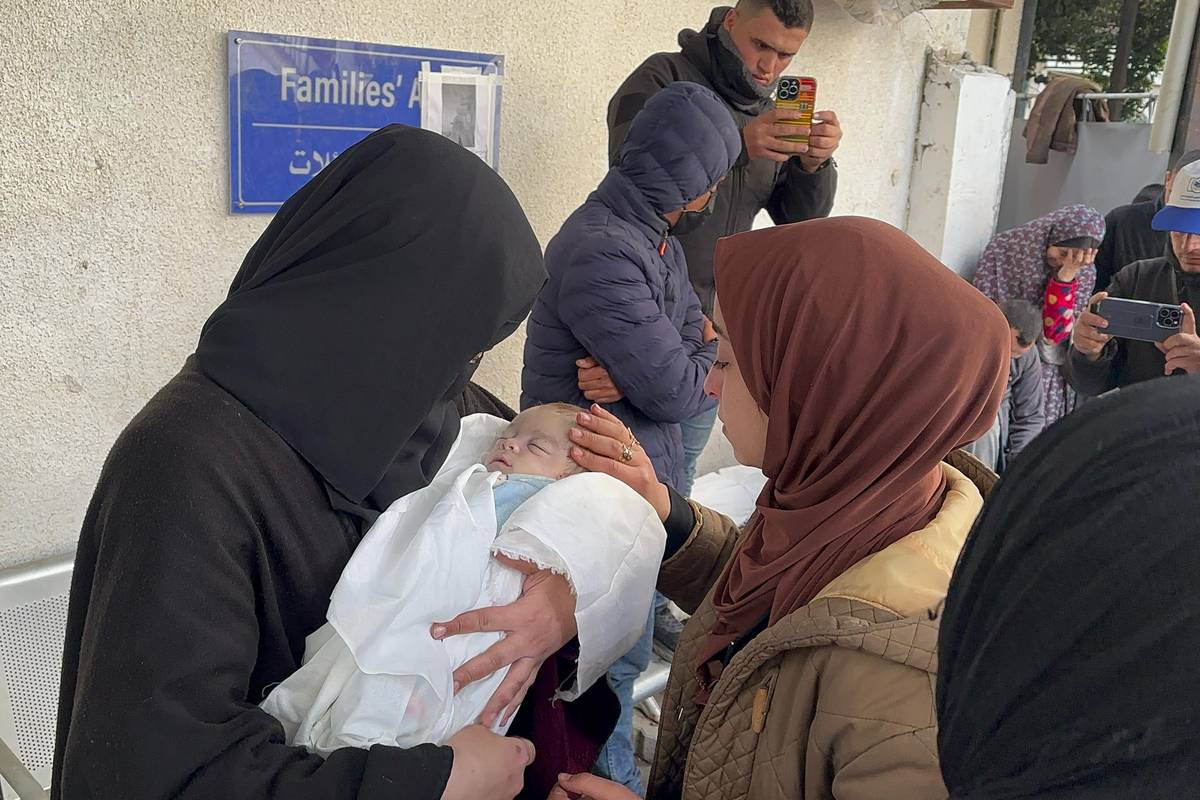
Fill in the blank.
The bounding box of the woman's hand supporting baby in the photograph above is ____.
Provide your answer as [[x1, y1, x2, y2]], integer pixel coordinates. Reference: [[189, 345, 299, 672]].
[[431, 565, 578, 727]]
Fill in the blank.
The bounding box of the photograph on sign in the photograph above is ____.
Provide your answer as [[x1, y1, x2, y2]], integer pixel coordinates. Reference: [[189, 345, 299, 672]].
[[443, 84, 476, 148], [419, 64, 499, 168], [228, 31, 503, 214]]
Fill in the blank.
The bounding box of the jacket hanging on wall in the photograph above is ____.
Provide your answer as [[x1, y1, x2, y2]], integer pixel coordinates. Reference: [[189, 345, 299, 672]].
[[1025, 75, 1109, 164]]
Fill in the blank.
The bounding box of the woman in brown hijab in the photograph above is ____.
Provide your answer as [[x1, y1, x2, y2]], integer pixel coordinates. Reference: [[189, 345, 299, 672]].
[[438, 217, 1008, 799]]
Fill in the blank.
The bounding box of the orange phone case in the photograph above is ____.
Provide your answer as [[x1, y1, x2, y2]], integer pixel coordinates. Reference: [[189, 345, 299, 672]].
[[774, 76, 817, 144]]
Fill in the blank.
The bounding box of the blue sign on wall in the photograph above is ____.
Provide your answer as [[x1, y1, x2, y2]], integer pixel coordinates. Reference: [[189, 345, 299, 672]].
[[228, 30, 503, 214]]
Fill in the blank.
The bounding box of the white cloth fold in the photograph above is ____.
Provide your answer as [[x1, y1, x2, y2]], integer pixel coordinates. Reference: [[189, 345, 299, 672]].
[[261, 414, 666, 755]]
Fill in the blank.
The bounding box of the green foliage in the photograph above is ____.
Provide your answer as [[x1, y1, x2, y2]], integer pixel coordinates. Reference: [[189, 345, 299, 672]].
[[1031, 0, 1173, 119]]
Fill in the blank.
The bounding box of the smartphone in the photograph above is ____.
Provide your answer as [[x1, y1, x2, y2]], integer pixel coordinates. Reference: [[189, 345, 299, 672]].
[[1092, 297, 1183, 342], [774, 76, 817, 144]]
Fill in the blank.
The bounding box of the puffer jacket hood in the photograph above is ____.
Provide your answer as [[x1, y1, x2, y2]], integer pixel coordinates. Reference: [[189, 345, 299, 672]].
[[522, 86, 724, 490], [617, 81, 740, 215]]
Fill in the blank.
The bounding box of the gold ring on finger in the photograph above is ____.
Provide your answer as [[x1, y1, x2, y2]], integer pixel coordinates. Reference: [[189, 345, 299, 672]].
[[620, 445, 634, 463]]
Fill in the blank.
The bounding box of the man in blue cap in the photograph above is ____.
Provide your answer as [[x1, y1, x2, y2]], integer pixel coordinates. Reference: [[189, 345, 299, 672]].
[[1067, 158, 1200, 395], [1094, 150, 1200, 292]]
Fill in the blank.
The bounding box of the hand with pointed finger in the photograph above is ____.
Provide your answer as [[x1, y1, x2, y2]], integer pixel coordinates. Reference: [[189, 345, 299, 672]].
[[576, 357, 623, 404], [548, 773, 640, 800], [442, 725, 535, 800], [567, 404, 670, 522], [1156, 303, 1200, 375], [431, 566, 576, 729]]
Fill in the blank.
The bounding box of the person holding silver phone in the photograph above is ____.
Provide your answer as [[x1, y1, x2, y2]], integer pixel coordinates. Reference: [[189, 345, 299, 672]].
[[1067, 159, 1200, 396]]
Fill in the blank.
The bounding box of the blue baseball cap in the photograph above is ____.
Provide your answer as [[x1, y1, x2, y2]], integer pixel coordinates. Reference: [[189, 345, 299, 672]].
[[1152, 159, 1200, 235]]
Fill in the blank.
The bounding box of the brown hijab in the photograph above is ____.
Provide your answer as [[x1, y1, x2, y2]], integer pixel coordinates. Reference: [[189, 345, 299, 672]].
[[698, 217, 1009, 679]]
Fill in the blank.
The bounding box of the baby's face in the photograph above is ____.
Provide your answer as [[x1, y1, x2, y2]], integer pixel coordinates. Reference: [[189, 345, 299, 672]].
[[484, 407, 577, 479]]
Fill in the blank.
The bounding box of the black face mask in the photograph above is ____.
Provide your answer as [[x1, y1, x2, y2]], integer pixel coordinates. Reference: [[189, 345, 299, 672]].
[[671, 198, 716, 236]]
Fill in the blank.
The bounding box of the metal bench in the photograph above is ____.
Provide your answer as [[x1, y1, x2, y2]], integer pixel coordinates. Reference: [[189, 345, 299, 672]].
[[0, 554, 71, 800]]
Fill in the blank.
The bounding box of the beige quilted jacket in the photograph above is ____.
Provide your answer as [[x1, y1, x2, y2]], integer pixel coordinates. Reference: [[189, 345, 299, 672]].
[[647, 454, 995, 800]]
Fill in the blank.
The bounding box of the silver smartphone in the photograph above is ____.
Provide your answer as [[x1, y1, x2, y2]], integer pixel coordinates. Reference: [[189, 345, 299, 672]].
[[1092, 298, 1183, 343]]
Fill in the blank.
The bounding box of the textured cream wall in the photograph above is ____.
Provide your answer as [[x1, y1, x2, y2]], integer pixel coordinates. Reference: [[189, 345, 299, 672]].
[[0, 1, 969, 567], [965, 3, 1024, 75]]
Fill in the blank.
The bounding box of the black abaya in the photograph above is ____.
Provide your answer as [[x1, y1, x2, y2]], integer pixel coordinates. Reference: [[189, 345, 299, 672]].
[[53, 126, 546, 799]]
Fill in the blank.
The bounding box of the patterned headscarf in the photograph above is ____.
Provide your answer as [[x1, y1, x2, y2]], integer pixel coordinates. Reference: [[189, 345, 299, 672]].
[[973, 205, 1105, 423], [973, 205, 1105, 307]]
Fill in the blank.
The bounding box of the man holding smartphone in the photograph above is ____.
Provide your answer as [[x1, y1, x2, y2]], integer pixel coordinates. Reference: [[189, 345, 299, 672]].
[[598, 0, 841, 501], [1067, 159, 1200, 395], [584, 0, 841, 692], [606, 0, 840, 323], [1094, 150, 1200, 292]]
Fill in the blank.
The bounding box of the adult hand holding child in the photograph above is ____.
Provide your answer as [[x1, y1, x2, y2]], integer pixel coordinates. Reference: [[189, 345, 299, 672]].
[[432, 562, 578, 729]]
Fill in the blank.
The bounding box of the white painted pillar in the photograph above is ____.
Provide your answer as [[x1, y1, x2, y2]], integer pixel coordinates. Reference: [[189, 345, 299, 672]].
[[906, 52, 1015, 277]]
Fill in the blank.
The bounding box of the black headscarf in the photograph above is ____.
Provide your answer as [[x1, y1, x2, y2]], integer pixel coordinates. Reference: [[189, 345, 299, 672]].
[[938, 376, 1200, 799], [196, 125, 545, 525]]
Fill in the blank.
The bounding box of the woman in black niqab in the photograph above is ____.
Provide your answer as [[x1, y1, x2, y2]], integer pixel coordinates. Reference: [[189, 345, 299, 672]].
[[197, 124, 545, 525], [53, 126, 546, 800], [937, 375, 1200, 799]]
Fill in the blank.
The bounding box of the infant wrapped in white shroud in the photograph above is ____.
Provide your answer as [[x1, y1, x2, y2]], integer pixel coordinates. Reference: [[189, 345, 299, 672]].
[[261, 414, 666, 755]]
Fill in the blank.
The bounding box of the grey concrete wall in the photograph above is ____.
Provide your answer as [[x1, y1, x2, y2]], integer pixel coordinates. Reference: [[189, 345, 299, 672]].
[[0, 0, 970, 567], [997, 122, 1169, 236]]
